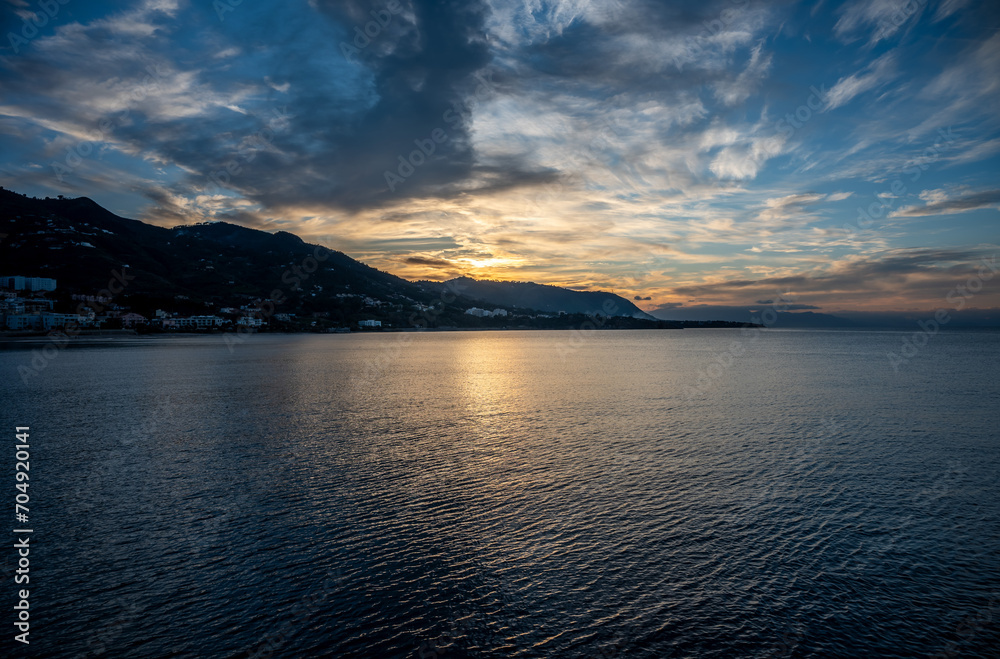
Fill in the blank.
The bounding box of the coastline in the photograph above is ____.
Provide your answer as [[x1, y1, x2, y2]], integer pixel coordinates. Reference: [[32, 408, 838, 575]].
[[0, 324, 773, 351]]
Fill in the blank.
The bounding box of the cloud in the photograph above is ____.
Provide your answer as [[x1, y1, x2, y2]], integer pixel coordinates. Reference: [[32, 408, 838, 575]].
[[933, 0, 973, 22], [404, 256, 455, 268], [834, 0, 926, 43], [656, 248, 1000, 310], [713, 41, 772, 106], [648, 303, 830, 323], [824, 52, 896, 110], [707, 122, 789, 180], [758, 192, 826, 223], [0, 0, 545, 214], [761, 303, 819, 310], [0, 0, 998, 317], [891, 188, 1000, 217]]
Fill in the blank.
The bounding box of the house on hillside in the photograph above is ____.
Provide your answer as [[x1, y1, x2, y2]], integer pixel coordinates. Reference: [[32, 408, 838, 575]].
[[120, 312, 147, 328]]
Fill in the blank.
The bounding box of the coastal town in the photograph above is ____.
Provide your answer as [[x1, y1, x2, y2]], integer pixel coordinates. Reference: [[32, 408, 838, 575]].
[[0, 274, 291, 332], [1, 274, 553, 334]]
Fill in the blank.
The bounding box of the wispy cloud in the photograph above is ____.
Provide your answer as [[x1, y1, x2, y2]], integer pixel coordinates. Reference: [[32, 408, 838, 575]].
[[834, 0, 927, 44], [824, 52, 896, 110], [654, 248, 1000, 310], [892, 188, 1000, 217]]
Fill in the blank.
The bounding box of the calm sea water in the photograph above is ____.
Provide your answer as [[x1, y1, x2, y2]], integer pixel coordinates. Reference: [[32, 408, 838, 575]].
[[2, 329, 999, 658]]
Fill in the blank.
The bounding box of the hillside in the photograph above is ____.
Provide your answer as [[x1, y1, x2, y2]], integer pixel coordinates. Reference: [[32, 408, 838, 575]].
[[0, 188, 454, 324], [425, 277, 655, 319], [0, 188, 682, 330]]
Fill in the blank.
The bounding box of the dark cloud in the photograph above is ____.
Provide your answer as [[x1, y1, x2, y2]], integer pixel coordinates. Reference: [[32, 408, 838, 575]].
[[749, 303, 819, 310], [0, 0, 557, 214], [894, 189, 1000, 217], [664, 249, 999, 308], [648, 304, 855, 325], [140, 187, 189, 226], [216, 0, 555, 211], [404, 255, 454, 268], [287, 0, 492, 206]]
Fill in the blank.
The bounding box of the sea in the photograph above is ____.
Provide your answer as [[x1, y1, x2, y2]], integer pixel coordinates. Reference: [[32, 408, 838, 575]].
[[2, 329, 999, 658]]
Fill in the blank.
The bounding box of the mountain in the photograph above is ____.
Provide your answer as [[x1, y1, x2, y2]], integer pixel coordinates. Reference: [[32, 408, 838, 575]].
[[834, 309, 1000, 329], [0, 187, 435, 315], [650, 302, 1000, 329], [0, 188, 671, 330], [427, 277, 656, 319], [649, 304, 859, 328]]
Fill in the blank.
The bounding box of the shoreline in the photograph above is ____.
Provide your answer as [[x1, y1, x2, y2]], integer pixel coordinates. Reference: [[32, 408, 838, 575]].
[[0, 324, 753, 349], [2, 324, 998, 350]]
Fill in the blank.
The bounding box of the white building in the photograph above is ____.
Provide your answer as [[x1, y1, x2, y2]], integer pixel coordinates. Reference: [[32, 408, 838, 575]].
[[41, 312, 89, 329], [172, 316, 224, 329], [465, 307, 508, 318], [4, 314, 42, 330], [358, 319, 382, 328], [0, 276, 57, 292], [120, 313, 147, 328], [237, 316, 265, 327], [23, 299, 54, 312], [0, 299, 25, 315]]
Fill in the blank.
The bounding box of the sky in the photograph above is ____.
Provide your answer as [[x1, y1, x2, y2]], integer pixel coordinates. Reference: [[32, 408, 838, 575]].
[[1, 0, 999, 317]]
